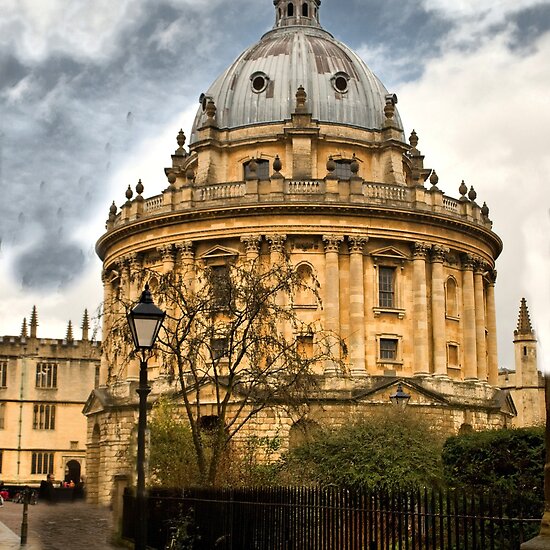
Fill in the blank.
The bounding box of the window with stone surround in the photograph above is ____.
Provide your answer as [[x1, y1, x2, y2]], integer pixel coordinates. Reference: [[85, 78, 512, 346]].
[[36, 362, 57, 389], [445, 277, 458, 318], [0, 360, 6, 387], [377, 334, 402, 365], [296, 333, 314, 359], [244, 158, 269, 180], [31, 452, 54, 475], [378, 267, 396, 308], [0, 450, 2, 473], [210, 337, 228, 361], [334, 159, 352, 180], [33, 403, 56, 430], [447, 343, 460, 368], [294, 263, 317, 307], [0, 402, 5, 429]]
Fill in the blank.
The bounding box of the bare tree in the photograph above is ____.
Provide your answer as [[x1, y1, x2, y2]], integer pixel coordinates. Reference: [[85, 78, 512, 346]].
[[104, 253, 339, 485]]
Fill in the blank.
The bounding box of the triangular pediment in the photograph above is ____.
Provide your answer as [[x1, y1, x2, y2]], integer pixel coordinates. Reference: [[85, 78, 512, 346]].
[[370, 246, 409, 260], [200, 246, 239, 262], [354, 378, 449, 407], [497, 389, 518, 417], [82, 388, 111, 416]]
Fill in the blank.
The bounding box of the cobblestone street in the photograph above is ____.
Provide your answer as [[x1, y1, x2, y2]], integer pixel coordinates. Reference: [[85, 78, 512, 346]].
[[0, 500, 123, 549]]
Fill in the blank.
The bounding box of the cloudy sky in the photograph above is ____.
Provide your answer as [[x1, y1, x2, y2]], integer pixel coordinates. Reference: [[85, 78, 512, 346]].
[[0, 0, 549, 370]]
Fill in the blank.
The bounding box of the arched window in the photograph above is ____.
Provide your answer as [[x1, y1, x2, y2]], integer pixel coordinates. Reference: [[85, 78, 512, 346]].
[[287, 3, 294, 16], [445, 277, 458, 317], [302, 3, 308, 16], [294, 263, 316, 307]]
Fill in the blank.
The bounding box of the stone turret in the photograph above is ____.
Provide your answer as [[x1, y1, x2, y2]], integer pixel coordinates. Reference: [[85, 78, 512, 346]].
[[30, 306, 38, 338], [82, 309, 90, 341], [514, 298, 539, 388]]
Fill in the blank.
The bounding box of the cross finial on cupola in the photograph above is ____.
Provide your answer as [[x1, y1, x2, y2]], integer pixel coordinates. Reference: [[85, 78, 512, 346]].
[[273, 0, 321, 28]]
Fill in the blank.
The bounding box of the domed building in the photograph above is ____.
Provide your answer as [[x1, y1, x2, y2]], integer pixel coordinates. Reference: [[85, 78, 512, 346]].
[[84, 0, 516, 505]]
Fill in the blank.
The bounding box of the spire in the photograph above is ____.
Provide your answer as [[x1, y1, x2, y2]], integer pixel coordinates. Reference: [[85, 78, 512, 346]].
[[30, 306, 38, 338], [273, 0, 321, 29], [81, 309, 90, 341], [66, 320, 74, 342], [21, 318, 28, 339], [515, 298, 534, 336]]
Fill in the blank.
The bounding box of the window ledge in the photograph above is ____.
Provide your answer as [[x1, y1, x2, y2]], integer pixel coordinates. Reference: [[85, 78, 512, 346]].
[[377, 360, 403, 366], [373, 307, 405, 319], [293, 304, 318, 310], [447, 365, 461, 370], [446, 315, 460, 322]]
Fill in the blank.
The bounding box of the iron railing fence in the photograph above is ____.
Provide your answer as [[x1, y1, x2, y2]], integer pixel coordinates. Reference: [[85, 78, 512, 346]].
[[122, 485, 542, 550]]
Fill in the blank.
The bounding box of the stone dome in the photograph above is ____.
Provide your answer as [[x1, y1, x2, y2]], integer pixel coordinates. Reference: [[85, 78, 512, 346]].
[[190, 3, 403, 142]]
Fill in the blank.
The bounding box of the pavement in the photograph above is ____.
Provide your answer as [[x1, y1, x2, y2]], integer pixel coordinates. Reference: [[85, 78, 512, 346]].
[[0, 500, 124, 549]]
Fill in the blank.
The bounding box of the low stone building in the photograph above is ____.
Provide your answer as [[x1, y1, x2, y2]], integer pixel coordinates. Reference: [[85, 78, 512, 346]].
[[85, 0, 522, 505], [0, 308, 100, 484]]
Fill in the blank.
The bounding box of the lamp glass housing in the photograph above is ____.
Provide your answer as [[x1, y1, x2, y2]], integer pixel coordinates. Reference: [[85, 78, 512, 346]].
[[128, 286, 165, 350], [389, 383, 411, 408]]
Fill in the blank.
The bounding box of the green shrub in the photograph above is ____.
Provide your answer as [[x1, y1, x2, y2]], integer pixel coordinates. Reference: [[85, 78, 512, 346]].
[[281, 409, 445, 490]]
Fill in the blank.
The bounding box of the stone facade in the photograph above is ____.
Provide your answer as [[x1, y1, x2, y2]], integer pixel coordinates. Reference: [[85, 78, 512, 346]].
[[0, 308, 100, 484], [85, 1, 518, 505]]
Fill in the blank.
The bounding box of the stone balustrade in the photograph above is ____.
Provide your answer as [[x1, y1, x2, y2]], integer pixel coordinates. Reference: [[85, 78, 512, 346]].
[[109, 178, 490, 230]]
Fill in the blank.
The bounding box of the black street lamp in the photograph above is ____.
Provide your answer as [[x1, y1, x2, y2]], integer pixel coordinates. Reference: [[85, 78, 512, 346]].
[[127, 284, 165, 550], [390, 382, 411, 409]]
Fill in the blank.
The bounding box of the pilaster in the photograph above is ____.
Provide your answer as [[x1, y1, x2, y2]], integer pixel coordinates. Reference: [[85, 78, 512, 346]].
[[431, 245, 448, 377], [461, 254, 477, 380], [412, 242, 430, 376]]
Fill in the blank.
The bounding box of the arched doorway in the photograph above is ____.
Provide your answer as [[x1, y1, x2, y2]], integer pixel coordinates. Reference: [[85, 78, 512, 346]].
[[65, 460, 81, 483]]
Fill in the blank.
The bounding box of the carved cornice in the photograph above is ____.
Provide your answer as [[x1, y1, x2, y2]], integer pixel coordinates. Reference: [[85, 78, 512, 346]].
[[322, 234, 344, 253]]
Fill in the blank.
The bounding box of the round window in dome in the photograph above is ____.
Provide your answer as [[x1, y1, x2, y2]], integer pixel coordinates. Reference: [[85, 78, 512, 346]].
[[332, 72, 350, 94], [250, 72, 270, 94]]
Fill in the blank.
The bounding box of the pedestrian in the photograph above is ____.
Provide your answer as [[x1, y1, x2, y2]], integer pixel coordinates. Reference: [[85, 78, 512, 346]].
[[39, 473, 56, 503]]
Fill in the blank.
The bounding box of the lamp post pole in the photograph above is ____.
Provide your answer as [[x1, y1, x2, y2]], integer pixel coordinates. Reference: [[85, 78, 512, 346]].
[[127, 284, 165, 550], [136, 356, 151, 550]]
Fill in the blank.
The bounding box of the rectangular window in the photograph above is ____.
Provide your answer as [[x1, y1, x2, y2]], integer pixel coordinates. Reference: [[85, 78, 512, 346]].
[[31, 452, 54, 475], [0, 450, 3, 474], [211, 338, 228, 361], [448, 344, 459, 367], [0, 402, 5, 429], [296, 334, 314, 359], [380, 338, 398, 361], [335, 160, 352, 180], [33, 404, 56, 430], [378, 267, 395, 308], [209, 265, 232, 308], [0, 360, 6, 387], [36, 363, 58, 388]]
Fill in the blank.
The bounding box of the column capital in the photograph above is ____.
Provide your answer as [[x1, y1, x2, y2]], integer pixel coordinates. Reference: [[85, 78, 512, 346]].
[[487, 269, 497, 285], [266, 234, 287, 253], [241, 234, 261, 254], [348, 235, 368, 254], [474, 258, 490, 274], [322, 234, 344, 253], [157, 244, 174, 262], [431, 245, 449, 263], [461, 253, 476, 270], [412, 241, 430, 259], [175, 240, 194, 260]]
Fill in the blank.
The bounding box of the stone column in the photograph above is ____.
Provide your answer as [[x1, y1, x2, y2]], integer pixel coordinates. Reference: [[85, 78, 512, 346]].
[[176, 241, 195, 291], [461, 254, 477, 380], [474, 259, 488, 382], [99, 269, 112, 387], [486, 270, 499, 386], [241, 234, 261, 263], [348, 236, 368, 377], [431, 245, 448, 376], [267, 234, 289, 340], [412, 242, 430, 375], [158, 244, 175, 274], [322, 235, 344, 375]]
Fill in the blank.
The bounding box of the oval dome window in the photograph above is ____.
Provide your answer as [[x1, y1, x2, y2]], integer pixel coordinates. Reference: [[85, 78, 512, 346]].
[[332, 72, 350, 93], [250, 72, 270, 93]]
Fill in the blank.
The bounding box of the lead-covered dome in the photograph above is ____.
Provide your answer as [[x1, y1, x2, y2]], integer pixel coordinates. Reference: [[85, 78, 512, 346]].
[[190, 1, 403, 142]]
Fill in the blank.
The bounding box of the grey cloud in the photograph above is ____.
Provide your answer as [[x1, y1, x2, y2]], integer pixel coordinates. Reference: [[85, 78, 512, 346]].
[[507, 4, 550, 49]]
